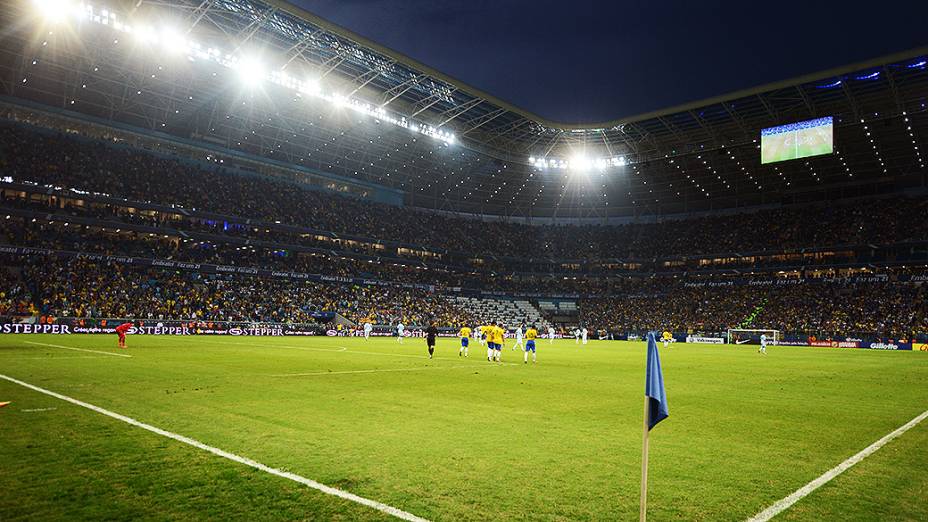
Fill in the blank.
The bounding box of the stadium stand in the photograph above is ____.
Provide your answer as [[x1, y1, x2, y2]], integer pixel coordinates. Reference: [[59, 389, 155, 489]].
[[0, 7, 926, 345], [2, 122, 928, 258], [0, 121, 926, 341], [451, 296, 545, 329]]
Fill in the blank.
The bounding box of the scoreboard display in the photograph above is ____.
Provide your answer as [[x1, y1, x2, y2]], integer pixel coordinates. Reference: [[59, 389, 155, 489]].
[[761, 116, 833, 164]]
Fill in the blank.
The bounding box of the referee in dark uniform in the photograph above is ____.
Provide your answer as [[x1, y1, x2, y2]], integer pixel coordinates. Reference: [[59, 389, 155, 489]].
[[425, 321, 438, 359]]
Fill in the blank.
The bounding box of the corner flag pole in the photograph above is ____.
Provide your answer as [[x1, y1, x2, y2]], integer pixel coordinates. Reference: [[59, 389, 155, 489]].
[[640, 331, 668, 522], [640, 395, 650, 522]]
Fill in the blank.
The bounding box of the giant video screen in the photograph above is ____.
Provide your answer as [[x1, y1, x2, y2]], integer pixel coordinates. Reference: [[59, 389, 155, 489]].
[[761, 116, 833, 164]]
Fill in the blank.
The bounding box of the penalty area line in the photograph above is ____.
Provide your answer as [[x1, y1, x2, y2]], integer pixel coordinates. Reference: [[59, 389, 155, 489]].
[[746, 408, 928, 522], [0, 373, 429, 522], [23, 341, 132, 358]]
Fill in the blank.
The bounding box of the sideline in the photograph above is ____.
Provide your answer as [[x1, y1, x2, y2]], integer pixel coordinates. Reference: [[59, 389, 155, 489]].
[[746, 408, 928, 521], [0, 373, 430, 522], [23, 341, 132, 358]]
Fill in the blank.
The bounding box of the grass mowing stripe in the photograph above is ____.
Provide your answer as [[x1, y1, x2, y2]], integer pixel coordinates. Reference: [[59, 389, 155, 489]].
[[269, 364, 493, 377], [199, 338, 520, 364], [747, 408, 928, 522], [24, 340, 132, 358], [0, 373, 429, 522]]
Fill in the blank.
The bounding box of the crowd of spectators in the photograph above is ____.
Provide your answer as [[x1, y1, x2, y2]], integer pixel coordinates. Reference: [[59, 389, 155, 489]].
[[580, 281, 925, 338], [3, 244, 924, 336], [1, 121, 927, 336], [14, 256, 477, 326], [0, 266, 33, 316], [2, 122, 927, 264]]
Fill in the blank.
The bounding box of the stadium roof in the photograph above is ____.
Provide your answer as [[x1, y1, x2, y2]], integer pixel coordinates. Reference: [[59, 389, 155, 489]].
[[3, 0, 928, 218]]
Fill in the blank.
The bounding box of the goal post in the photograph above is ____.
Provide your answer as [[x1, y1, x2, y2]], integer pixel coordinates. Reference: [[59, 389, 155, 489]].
[[727, 328, 779, 345]]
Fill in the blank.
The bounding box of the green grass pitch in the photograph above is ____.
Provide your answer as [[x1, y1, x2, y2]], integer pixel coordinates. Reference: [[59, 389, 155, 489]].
[[1, 334, 926, 521]]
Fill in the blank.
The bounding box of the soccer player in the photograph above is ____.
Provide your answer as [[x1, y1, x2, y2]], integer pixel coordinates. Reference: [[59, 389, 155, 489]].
[[492, 322, 504, 362], [759, 333, 768, 355], [115, 321, 133, 349], [459, 325, 471, 357], [581, 327, 588, 345], [548, 325, 556, 344], [662, 330, 673, 348], [396, 322, 405, 343], [363, 321, 373, 340], [574, 328, 581, 344], [511, 324, 524, 351], [486, 324, 495, 361], [425, 322, 438, 359], [524, 324, 538, 364]]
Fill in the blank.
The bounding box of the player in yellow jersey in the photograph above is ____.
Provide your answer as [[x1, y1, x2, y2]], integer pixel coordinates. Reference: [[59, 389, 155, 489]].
[[490, 322, 505, 362], [458, 326, 472, 357], [662, 330, 673, 348], [485, 323, 496, 361], [524, 324, 538, 364]]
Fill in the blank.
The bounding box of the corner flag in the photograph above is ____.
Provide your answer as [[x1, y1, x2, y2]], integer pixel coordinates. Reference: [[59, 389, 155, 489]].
[[640, 331, 668, 521], [645, 332, 669, 429]]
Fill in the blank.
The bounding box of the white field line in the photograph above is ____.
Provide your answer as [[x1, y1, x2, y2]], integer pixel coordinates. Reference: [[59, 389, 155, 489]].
[[747, 408, 928, 522], [0, 355, 123, 360], [21, 407, 58, 412], [270, 364, 489, 377], [0, 373, 429, 522], [23, 341, 132, 358]]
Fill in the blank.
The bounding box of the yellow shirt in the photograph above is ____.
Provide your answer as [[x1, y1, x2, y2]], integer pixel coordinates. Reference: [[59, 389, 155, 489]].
[[492, 326, 504, 344], [526, 328, 538, 340], [459, 327, 472, 338], [662, 331, 672, 341]]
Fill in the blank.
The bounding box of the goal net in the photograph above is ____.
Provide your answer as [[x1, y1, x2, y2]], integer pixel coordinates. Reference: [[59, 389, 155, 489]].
[[727, 328, 779, 345]]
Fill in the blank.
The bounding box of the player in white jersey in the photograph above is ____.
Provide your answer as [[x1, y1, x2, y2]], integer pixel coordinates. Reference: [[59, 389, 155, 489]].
[[548, 325, 556, 344], [396, 322, 405, 343], [511, 324, 524, 351], [574, 328, 581, 344], [759, 333, 767, 354], [581, 327, 588, 345], [363, 321, 373, 340]]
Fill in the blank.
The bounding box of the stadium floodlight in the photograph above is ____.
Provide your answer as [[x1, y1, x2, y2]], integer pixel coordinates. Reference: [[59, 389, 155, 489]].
[[132, 25, 157, 45], [33, 0, 76, 23], [36, 2, 457, 146], [569, 155, 592, 172], [160, 28, 188, 55], [300, 79, 321, 96], [235, 57, 266, 88], [332, 93, 348, 107], [529, 154, 627, 171]]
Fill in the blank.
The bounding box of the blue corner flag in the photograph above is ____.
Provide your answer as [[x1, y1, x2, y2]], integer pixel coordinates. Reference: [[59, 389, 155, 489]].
[[645, 332, 669, 430]]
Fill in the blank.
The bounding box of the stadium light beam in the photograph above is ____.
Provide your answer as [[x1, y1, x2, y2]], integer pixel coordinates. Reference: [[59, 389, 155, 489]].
[[570, 155, 592, 172], [160, 28, 188, 55], [235, 57, 266, 88], [33, 0, 75, 23], [133, 25, 157, 45], [37, 2, 456, 146]]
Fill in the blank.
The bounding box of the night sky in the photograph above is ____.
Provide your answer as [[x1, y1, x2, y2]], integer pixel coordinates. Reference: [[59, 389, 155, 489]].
[[293, 0, 928, 123]]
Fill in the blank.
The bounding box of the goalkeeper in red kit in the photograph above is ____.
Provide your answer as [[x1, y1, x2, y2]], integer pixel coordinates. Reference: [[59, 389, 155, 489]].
[[115, 321, 134, 349]]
